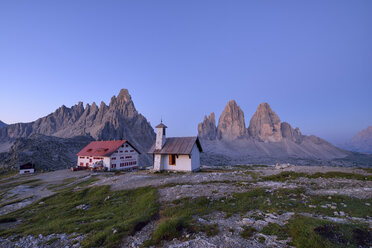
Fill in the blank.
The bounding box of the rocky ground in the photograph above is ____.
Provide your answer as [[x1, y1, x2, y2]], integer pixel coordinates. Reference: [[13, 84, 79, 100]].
[[0, 164, 371, 248]]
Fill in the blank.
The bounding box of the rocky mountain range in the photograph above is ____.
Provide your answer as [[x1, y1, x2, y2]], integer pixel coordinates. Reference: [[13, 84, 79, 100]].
[[0, 134, 94, 171], [198, 101, 372, 166], [0, 121, 7, 130], [0, 89, 155, 170], [342, 126, 372, 154]]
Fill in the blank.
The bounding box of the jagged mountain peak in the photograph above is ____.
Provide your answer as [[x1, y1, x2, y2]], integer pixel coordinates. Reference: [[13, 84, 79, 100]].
[[217, 100, 247, 140], [110, 89, 132, 104], [198, 112, 217, 140], [227, 99, 238, 105], [257, 102, 270, 109], [280, 122, 303, 143], [117, 88, 131, 100], [91, 102, 98, 109], [248, 102, 282, 142]]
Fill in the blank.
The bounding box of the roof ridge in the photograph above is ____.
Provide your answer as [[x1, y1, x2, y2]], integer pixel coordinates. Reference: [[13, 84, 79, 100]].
[[148, 136, 202, 155], [166, 136, 197, 138]]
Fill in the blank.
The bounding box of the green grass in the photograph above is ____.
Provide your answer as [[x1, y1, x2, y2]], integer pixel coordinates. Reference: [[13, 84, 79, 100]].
[[258, 236, 266, 243], [309, 172, 372, 181], [250, 212, 265, 221], [0, 186, 159, 248], [193, 223, 219, 237], [62, 177, 80, 184], [362, 168, 372, 173], [144, 217, 220, 246], [262, 171, 308, 182], [240, 226, 257, 239], [263, 171, 372, 182], [233, 164, 270, 170], [1, 179, 42, 191], [261, 223, 289, 240], [0, 196, 34, 208], [288, 215, 372, 248], [243, 171, 259, 180], [45, 237, 59, 245], [0, 170, 18, 181], [46, 177, 83, 191], [150, 216, 187, 243], [53, 176, 99, 192]]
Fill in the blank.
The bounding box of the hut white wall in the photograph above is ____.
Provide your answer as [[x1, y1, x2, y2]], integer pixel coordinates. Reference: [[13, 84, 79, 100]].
[[190, 144, 201, 171], [20, 169, 34, 174], [103, 157, 111, 170], [109, 144, 139, 171], [161, 154, 192, 171]]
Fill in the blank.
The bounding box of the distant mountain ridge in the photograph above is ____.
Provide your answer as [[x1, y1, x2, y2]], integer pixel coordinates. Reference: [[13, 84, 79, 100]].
[[198, 101, 359, 166], [342, 126, 372, 154], [0, 121, 7, 129], [0, 89, 155, 169]]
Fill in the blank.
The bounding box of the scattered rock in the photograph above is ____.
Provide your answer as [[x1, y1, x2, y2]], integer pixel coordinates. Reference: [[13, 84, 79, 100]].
[[76, 204, 90, 210], [275, 163, 292, 169]]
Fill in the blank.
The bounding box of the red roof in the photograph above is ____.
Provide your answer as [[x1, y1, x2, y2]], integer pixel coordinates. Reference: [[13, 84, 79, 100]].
[[77, 140, 141, 157]]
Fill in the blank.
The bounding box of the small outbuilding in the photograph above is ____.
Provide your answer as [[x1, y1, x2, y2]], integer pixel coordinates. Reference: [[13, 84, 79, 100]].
[[77, 140, 140, 171], [148, 122, 203, 172], [19, 163, 35, 174]]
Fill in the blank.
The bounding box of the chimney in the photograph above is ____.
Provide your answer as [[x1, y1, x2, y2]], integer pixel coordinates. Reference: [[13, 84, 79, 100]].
[[155, 121, 167, 150]]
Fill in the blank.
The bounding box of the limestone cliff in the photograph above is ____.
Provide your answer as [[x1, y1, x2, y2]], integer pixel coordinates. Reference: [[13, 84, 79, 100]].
[[197, 113, 217, 140], [217, 100, 247, 140], [248, 103, 282, 142], [280, 122, 303, 144]]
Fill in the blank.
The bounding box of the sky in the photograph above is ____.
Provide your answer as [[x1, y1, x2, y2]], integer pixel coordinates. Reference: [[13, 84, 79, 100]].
[[0, 1, 371, 145]]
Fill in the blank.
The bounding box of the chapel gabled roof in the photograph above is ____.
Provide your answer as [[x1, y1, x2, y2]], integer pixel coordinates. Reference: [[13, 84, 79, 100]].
[[155, 123, 168, 128], [148, 136, 203, 155], [77, 140, 141, 157]]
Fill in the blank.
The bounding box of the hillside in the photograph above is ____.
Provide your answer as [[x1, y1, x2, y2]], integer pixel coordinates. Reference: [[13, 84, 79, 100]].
[[0, 165, 371, 247], [0, 134, 94, 171]]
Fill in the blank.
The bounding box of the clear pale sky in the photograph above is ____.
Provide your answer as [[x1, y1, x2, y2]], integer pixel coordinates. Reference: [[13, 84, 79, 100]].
[[0, 1, 371, 145]]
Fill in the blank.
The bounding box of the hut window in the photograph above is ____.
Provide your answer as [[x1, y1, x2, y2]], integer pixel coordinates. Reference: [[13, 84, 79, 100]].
[[163, 129, 166, 135], [169, 154, 176, 165]]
